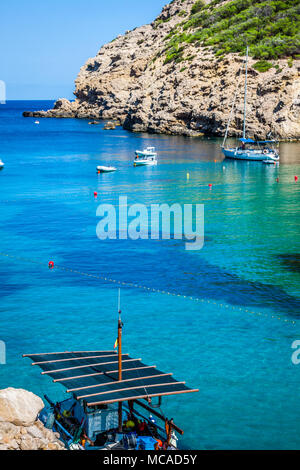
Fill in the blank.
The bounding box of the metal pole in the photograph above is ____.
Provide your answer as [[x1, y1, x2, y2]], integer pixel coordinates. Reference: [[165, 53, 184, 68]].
[[118, 320, 122, 381], [117, 289, 123, 432], [243, 46, 249, 140]]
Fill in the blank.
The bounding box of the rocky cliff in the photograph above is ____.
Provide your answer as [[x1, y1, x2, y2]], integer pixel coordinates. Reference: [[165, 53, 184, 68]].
[[0, 388, 65, 450], [24, 0, 300, 140]]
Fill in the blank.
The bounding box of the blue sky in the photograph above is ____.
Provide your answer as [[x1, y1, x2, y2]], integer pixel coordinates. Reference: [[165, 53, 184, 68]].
[[0, 0, 167, 100]]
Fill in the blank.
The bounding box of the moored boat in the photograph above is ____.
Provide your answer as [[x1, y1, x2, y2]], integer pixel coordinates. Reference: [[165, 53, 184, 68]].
[[263, 157, 280, 165], [23, 294, 198, 450], [223, 139, 280, 162], [97, 166, 117, 173], [221, 47, 280, 163], [134, 147, 158, 166], [0, 159, 4, 169]]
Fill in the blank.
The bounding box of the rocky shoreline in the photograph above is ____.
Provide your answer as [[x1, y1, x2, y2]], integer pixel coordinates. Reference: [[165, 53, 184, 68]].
[[0, 388, 65, 450], [23, 0, 300, 140]]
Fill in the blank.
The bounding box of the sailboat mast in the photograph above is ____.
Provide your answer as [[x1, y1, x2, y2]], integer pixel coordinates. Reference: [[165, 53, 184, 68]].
[[243, 46, 249, 140], [117, 289, 123, 433]]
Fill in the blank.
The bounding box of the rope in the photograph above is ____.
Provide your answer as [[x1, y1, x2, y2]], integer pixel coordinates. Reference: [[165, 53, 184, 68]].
[[0, 251, 297, 326]]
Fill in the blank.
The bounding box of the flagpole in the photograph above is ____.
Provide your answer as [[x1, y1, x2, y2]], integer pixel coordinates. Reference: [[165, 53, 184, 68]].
[[117, 289, 123, 433]]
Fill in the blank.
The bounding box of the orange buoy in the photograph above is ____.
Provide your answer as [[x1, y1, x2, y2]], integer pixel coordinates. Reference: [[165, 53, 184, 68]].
[[48, 261, 54, 269]]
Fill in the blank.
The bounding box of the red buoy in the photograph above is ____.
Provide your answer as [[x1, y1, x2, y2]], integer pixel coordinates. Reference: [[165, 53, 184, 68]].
[[295, 176, 298, 182], [94, 191, 98, 198], [276, 178, 279, 183], [209, 184, 213, 189], [48, 261, 54, 269]]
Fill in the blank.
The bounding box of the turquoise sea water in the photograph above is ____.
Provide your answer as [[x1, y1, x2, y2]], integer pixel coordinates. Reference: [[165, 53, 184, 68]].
[[0, 101, 299, 449]]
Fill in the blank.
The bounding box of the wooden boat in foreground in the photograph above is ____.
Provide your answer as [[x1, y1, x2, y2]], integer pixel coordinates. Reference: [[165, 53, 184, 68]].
[[23, 300, 198, 450]]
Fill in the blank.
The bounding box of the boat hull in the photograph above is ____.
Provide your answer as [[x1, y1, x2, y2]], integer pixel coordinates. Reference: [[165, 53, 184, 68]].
[[97, 166, 116, 173], [134, 160, 157, 166], [222, 148, 279, 162]]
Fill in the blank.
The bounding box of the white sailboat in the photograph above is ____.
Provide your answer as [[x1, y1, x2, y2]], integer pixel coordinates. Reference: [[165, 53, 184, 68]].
[[221, 47, 279, 163]]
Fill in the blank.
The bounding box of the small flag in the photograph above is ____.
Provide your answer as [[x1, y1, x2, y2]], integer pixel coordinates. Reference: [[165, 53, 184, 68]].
[[114, 339, 118, 349]]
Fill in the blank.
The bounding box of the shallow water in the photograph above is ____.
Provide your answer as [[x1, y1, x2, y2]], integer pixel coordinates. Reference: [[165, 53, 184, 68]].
[[0, 101, 299, 449]]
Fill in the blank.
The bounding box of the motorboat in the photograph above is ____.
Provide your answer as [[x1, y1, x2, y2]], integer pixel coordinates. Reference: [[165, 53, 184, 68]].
[[134, 147, 157, 166]]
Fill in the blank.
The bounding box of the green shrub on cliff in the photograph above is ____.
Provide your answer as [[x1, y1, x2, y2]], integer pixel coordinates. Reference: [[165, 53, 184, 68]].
[[252, 60, 273, 72], [164, 0, 300, 66], [191, 0, 206, 14]]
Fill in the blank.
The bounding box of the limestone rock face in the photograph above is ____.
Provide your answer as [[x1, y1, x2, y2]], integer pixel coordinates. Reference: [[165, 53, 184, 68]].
[[0, 388, 66, 450], [23, 98, 79, 118], [0, 388, 44, 427], [23, 0, 300, 140]]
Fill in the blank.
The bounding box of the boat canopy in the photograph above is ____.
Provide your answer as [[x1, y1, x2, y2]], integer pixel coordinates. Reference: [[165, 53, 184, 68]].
[[240, 138, 255, 143], [240, 138, 277, 144], [23, 351, 198, 407]]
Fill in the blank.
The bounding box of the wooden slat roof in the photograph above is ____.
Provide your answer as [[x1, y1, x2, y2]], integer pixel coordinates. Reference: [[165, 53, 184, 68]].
[[23, 351, 198, 406]]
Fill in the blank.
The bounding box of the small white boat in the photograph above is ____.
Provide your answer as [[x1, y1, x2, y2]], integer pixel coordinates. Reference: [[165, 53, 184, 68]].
[[134, 147, 158, 166], [97, 165, 117, 173], [35, 120, 40, 124], [263, 157, 279, 165], [0, 159, 4, 169]]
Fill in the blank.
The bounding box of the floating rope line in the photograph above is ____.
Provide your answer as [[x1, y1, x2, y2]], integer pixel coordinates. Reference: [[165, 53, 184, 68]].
[[0, 251, 297, 326]]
